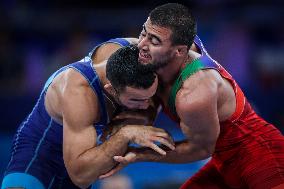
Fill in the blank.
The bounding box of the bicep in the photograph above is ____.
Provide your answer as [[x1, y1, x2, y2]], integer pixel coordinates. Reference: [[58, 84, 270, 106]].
[[63, 120, 97, 166], [176, 77, 220, 149]]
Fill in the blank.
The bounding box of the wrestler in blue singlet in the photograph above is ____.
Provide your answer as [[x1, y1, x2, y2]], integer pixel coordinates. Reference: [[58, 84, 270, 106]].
[[1, 38, 130, 189]]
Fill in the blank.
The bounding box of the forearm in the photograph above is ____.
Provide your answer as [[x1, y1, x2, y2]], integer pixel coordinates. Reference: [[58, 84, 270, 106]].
[[71, 130, 129, 188], [135, 140, 211, 164]]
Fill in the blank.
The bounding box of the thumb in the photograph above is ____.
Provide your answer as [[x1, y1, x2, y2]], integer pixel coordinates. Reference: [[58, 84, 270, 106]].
[[114, 152, 137, 164]]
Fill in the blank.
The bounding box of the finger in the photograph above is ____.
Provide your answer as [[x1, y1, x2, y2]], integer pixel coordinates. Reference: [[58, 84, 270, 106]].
[[156, 130, 172, 138], [113, 156, 127, 164], [154, 127, 167, 132], [152, 137, 175, 150], [155, 131, 174, 144], [155, 132, 174, 144], [114, 152, 136, 164], [148, 143, 167, 155], [99, 164, 124, 179]]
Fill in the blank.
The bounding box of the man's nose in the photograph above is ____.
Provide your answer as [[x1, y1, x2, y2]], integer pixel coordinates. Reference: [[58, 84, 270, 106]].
[[138, 37, 148, 50]]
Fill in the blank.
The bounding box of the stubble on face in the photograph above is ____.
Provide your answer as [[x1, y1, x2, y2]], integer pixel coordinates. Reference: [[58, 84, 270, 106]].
[[138, 20, 175, 72], [142, 60, 168, 71], [141, 48, 178, 74]]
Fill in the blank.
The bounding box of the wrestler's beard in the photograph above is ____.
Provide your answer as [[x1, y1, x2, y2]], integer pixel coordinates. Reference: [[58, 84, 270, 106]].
[[143, 60, 168, 71]]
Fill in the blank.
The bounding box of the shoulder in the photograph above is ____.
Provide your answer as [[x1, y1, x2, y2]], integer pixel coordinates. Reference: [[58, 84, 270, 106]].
[[176, 69, 221, 113], [60, 68, 100, 123], [64, 68, 90, 88], [181, 69, 222, 94], [45, 67, 99, 123], [51, 68, 95, 99]]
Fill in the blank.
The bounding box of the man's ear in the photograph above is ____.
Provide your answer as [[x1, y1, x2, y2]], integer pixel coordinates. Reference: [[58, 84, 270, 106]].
[[176, 45, 188, 57], [104, 83, 116, 96]]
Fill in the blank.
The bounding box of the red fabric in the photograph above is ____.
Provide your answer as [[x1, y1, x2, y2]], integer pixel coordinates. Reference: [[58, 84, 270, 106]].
[[180, 65, 284, 188]]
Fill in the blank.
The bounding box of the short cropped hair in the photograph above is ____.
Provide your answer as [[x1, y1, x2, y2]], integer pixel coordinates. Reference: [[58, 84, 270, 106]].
[[149, 3, 197, 48], [106, 45, 156, 92]]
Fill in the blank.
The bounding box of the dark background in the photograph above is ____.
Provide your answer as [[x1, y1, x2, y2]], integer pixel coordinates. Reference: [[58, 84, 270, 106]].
[[1, 0, 283, 188]]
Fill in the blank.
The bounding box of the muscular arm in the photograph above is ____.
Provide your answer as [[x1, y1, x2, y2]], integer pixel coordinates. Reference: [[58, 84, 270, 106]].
[[62, 69, 130, 188], [62, 69, 172, 188], [129, 70, 221, 163]]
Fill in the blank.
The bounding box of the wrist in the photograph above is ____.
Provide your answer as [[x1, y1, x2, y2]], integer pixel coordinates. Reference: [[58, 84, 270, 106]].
[[118, 126, 133, 142]]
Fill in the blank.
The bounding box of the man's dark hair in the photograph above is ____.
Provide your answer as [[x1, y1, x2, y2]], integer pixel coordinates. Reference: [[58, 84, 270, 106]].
[[149, 3, 197, 48], [106, 45, 156, 92]]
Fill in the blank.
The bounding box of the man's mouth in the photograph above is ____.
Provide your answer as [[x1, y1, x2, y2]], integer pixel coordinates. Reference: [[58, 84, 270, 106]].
[[138, 52, 151, 64]]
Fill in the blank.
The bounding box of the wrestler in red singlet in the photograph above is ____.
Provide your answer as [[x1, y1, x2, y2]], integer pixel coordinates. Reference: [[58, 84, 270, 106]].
[[165, 36, 284, 189]]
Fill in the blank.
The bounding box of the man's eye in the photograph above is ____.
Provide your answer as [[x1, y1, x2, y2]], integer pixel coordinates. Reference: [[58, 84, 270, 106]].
[[151, 38, 159, 45]]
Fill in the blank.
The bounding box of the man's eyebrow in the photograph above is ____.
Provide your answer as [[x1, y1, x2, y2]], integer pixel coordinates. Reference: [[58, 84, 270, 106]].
[[143, 24, 162, 43], [149, 33, 162, 43]]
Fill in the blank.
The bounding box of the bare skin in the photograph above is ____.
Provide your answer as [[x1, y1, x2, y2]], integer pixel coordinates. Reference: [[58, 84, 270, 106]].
[[99, 18, 237, 178], [44, 39, 175, 188], [139, 18, 236, 160]]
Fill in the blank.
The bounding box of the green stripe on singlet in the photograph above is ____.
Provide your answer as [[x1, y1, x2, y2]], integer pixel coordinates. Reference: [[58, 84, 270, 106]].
[[168, 59, 204, 116]]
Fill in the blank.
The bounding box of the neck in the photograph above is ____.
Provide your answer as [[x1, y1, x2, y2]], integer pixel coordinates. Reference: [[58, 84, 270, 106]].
[[93, 61, 108, 86], [157, 55, 188, 85]]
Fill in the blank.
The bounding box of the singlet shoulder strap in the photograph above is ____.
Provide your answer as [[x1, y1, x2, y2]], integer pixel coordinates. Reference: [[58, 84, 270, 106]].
[[168, 59, 205, 116], [69, 57, 108, 126]]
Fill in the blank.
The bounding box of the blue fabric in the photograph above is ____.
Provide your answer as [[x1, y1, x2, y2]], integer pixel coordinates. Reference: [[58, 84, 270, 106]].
[[107, 38, 131, 47], [3, 38, 130, 189], [2, 173, 45, 189], [193, 35, 219, 69]]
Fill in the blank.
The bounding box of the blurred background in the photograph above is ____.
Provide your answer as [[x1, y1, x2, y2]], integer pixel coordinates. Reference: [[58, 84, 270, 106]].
[[0, 0, 284, 188]]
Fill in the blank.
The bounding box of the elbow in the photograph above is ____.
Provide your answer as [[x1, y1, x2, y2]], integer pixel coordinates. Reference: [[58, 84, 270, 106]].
[[190, 147, 211, 161], [67, 164, 98, 189], [187, 141, 214, 160], [69, 174, 92, 189]]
